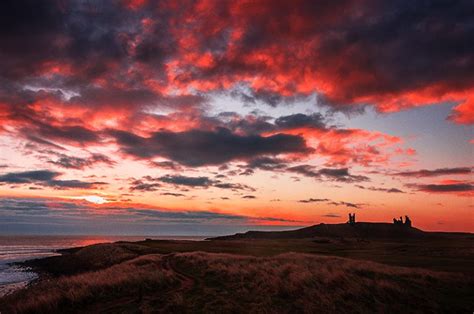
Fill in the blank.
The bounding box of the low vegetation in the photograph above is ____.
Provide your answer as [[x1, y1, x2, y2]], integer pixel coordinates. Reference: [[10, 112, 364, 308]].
[[1, 250, 473, 313], [170, 252, 473, 313], [1, 255, 175, 313]]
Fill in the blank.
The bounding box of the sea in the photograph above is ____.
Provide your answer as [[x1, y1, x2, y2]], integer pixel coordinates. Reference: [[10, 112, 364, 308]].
[[0, 235, 205, 298]]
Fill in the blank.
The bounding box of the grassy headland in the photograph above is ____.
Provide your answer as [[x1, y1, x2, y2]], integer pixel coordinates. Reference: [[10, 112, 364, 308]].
[[1, 224, 473, 313]]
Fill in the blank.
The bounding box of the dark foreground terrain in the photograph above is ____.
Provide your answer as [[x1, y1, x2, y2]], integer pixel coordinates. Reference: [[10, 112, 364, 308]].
[[1, 223, 473, 313]]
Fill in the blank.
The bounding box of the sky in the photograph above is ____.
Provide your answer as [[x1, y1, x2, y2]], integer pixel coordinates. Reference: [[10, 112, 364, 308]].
[[0, 0, 472, 235]]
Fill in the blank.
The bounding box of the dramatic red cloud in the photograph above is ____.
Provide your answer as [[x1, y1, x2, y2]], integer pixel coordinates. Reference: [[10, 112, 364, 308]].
[[263, 127, 408, 167], [159, 0, 474, 123], [449, 98, 474, 124], [1, 0, 472, 124], [0, 0, 472, 233], [1, 0, 472, 155]]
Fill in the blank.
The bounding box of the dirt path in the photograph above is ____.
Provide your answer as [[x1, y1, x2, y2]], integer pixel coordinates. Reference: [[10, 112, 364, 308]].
[[134, 254, 199, 313], [161, 254, 195, 293], [84, 254, 197, 313]]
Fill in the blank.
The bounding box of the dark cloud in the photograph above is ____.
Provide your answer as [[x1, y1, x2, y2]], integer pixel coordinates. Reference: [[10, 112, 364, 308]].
[[321, 213, 341, 218], [49, 153, 115, 170], [149, 161, 182, 170], [238, 168, 254, 176], [131, 209, 249, 221], [297, 197, 362, 209], [69, 87, 158, 110], [49, 179, 105, 189], [231, 87, 310, 107], [161, 192, 185, 197], [159, 175, 213, 187], [0, 197, 79, 212], [298, 198, 330, 203], [408, 183, 473, 193], [0, 170, 57, 183], [318, 168, 369, 182], [212, 183, 255, 191], [131, 175, 254, 192], [286, 165, 320, 177], [216, 112, 275, 135], [215, 112, 328, 136], [355, 185, 405, 193], [25, 135, 66, 150], [0, 0, 65, 79], [22, 123, 101, 146], [245, 157, 287, 171], [0, 170, 106, 189], [0, 0, 146, 82], [328, 201, 362, 209], [274, 113, 326, 130], [392, 167, 472, 178], [129, 180, 161, 192], [287, 165, 369, 183], [242, 195, 257, 199], [110, 127, 312, 167], [242, 161, 373, 183], [71, 87, 207, 112]]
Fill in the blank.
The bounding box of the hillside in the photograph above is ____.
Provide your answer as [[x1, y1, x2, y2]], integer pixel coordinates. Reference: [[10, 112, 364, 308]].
[[2, 252, 473, 313], [207, 222, 450, 240], [2, 228, 473, 313]]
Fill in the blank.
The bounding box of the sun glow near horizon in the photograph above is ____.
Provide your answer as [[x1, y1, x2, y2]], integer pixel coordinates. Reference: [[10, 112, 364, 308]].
[[83, 195, 108, 205]]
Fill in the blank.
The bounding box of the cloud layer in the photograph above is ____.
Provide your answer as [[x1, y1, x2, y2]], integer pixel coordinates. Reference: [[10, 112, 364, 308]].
[[110, 127, 311, 167], [0, 170, 106, 189], [0, 0, 472, 233]]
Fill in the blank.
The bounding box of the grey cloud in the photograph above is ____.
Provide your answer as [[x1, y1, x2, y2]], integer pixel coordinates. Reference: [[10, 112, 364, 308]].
[[392, 167, 472, 178], [49, 153, 115, 170], [298, 198, 330, 203], [355, 185, 405, 193], [0, 170, 106, 189], [110, 127, 312, 167], [130, 175, 255, 192], [287, 165, 369, 183]]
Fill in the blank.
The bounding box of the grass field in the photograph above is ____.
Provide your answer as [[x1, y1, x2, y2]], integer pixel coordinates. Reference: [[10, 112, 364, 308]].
[[1, 233, 473, 313], [2, 250, 473, 313], [0, 223, 474, 314]]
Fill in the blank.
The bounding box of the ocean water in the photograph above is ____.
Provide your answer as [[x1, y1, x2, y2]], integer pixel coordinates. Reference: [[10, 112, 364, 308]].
[[0, 235, 205, 297]]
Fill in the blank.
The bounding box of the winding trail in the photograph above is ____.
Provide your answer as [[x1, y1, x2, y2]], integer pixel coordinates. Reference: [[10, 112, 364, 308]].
[[161, 254, 195, 293], [80, 254, 200, 313], [135, 254, 200, 313]]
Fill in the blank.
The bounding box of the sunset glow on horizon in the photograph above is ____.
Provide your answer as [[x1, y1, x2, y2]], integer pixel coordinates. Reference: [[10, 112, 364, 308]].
[[0, 0, 472, 235]]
